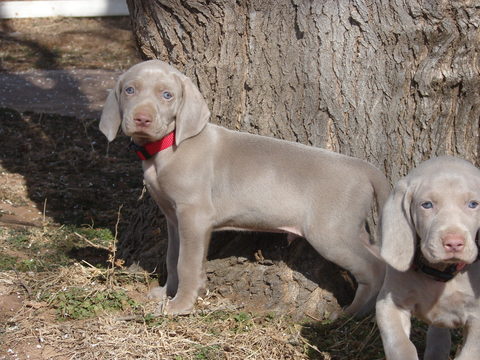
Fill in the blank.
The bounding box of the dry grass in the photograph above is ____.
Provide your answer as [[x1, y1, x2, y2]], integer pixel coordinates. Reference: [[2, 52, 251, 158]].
[[2, 265, 308, 360]]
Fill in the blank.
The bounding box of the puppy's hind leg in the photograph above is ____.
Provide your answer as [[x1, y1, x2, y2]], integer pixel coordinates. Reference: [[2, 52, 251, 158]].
[[344, 225, 385, 317], [306, 224, 385, 318]]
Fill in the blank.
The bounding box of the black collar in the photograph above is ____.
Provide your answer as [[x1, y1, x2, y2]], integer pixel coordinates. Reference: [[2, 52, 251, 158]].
[[413, 249, 467, 282]]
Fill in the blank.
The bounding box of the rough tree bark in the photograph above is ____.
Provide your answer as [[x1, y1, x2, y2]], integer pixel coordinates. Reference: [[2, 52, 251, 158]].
[[119, 0, 480, 318]]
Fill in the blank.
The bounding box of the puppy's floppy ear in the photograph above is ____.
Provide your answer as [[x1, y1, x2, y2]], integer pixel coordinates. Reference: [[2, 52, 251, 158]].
[[99, 77, 123, 142], [380, 178, 417, 271], [175, 75, 211, 146]]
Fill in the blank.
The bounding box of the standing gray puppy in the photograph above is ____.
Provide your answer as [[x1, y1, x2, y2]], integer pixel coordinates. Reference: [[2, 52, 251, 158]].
[[377, 156, 480, 360], [99, 60, 389, 316]]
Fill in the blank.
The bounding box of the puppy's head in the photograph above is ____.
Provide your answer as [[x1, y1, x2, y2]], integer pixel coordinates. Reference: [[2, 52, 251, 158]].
[[99, 60, 210, 146], [381, 156, 480, 271]]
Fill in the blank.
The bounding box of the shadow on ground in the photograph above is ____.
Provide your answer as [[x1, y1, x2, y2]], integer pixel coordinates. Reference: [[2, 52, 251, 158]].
[[0, 108, 142, 227]]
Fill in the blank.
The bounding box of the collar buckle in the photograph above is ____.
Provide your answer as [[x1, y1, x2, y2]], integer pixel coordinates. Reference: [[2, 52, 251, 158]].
[[129, 141, 152, 160]]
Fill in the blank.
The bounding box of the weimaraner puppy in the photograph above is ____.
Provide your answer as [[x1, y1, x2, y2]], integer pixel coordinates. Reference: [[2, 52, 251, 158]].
[[99, 60, 389, 316], [376, 156, 480, 360]]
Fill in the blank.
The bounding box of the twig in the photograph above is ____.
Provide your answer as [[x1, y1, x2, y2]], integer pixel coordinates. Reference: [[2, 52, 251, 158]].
[[300, 336, 327, 356], [74, 232, 110, 251], [115, 315, 153, 322], [113, 205, 123, 251], [14, 270, 32, 298], [42, 198, 48, 224], [304, 312, 322, 322], [138, 183, 147, 200], [80, 260, 98, 269], [107, 205, 123, 286]]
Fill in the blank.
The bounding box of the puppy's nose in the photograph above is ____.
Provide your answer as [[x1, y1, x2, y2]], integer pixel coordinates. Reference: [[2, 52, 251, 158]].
[[442, 233, 465, 253], [134, 112, 152, 128]]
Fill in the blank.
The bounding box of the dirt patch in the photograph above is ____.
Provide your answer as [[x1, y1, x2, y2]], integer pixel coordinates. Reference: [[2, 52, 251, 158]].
[[0, 69, 121, 118], [0, 293, 22, 323], [0, 203, 42, 227], [0, 17, 140, 72], [0, 172, 42, 227], [0, 16, 141, 119]]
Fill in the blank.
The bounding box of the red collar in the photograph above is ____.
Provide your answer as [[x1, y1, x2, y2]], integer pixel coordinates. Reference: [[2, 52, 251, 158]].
[[129, 131, 175, 160]]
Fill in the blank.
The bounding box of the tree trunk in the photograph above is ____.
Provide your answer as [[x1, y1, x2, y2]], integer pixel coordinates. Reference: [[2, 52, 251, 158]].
[[119, 0, 480, 318]]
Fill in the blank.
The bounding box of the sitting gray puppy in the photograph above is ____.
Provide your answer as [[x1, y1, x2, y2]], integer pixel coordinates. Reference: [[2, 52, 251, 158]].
[[377, 156, 480, 360], [99, 60, 389, 316]]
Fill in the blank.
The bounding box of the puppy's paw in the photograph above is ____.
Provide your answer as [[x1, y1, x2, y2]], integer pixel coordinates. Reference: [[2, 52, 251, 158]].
[[165, 301, 194, 315], [157, 297, 194, 316]]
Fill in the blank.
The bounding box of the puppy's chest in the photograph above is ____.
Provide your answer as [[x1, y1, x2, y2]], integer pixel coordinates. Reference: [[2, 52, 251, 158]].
[[142, 165, 177, 212], [416, 281, 477, 328]]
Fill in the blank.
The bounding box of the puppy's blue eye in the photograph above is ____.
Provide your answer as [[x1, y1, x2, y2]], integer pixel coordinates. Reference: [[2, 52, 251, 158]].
[[468, 201, 479, 209], [125, 86, 135, 95], [162, 91, 173, 100], [421, 201, 433, 209]]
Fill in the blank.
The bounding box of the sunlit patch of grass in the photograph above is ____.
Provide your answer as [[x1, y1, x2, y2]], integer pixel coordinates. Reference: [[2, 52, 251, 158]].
[[47, 287, 140, 320], [0, 225, 116, 272], [5, 228, 34, 250], [0, 253, 18, 270]]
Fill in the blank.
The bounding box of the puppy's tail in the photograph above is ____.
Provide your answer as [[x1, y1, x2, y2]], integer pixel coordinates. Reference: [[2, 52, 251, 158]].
[[368, 166, 391, 214], [365, 165, 391, 257]]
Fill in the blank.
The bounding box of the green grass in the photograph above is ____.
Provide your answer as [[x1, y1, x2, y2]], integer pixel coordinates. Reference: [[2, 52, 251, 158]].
[[0, 253, 18, 270], [50, 287, 139, 320], [71, 226, 115, 248], [0, 225, 115, 271], [232, 311, 254, 333], [194, 345, 222, 359], [5, 228, 33, 249]]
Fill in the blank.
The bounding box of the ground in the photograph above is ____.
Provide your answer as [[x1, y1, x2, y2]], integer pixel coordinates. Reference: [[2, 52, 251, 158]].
[[0, 16, 451, 360]]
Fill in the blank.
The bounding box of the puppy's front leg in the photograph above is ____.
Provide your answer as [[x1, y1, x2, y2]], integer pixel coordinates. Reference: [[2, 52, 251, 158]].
[[376, 295, 419, 360], [424, 326, 450, 360], [164, 207, 212, 315], [149, 220, 179, 300]]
